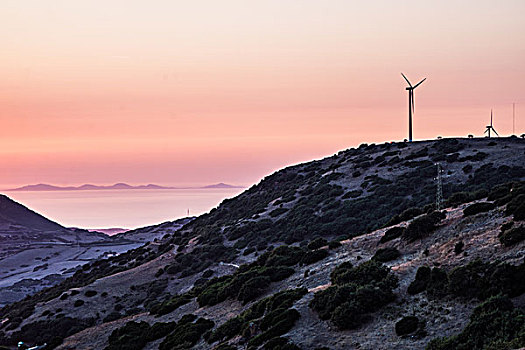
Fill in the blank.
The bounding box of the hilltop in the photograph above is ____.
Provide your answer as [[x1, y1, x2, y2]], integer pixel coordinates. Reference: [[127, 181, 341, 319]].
[[5, 183, 244, 192], [0, 137, 524, 350]]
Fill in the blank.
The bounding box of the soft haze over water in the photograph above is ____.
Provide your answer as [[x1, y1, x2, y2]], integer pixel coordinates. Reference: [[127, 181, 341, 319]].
[[4, 188, 244, 230]]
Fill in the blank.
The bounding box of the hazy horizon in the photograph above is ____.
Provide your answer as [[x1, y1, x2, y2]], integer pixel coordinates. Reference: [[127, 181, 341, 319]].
[[6, 187, 244, 229], [1, 1, 524, 188]]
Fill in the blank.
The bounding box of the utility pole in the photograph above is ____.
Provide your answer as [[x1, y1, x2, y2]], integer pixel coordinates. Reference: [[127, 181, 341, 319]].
[[435, 163, 443, 211]]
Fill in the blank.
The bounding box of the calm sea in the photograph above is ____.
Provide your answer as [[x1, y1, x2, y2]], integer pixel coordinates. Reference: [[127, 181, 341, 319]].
[[4, 188, 244, 230]]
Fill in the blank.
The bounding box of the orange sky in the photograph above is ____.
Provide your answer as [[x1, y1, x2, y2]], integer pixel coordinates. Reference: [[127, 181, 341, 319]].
[[1, 0, 524, 187]]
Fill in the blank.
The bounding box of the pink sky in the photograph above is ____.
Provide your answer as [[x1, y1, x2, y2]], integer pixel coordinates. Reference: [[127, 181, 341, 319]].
[[1, 0, 524, 187]]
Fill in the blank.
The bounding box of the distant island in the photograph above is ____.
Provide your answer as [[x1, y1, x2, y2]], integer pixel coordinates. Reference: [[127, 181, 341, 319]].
[[5, 182, 245, 192]]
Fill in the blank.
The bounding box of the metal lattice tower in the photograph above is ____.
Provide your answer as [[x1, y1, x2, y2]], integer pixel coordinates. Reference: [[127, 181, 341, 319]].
[[435, 163, 443, 210]]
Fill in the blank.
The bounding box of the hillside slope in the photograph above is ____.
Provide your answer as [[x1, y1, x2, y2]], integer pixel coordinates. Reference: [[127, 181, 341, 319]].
[[1, 137, 524, 350]]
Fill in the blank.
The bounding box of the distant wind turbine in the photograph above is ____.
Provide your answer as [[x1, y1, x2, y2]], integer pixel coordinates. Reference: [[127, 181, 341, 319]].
[[401, 73, 426, 142], [485, 109, 499, 137]]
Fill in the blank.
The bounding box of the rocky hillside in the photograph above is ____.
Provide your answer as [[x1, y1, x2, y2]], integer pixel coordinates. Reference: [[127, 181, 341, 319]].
[[1, 137, 524, 350]]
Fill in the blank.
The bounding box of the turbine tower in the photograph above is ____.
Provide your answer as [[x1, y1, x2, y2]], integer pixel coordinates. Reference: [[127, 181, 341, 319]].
[[401, 73, 426, 142], [484, 109, 499, 137]]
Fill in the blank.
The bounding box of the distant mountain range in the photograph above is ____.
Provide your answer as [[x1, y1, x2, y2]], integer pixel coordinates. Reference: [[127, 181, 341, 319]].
[[5, 182, 245, 192]]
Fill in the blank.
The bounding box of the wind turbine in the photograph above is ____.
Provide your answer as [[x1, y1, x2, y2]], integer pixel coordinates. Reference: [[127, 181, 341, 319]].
[[401, 73, 426, 142], [484, 109, 499, 137]]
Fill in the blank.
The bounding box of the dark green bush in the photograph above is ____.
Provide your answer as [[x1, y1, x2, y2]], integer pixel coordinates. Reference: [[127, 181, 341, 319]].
[[426, 295, 525, 350], [454, 241, 464, 255], [308, 238, 328, 250], [238, 276, 272, 304], [380, 226, 405, 243], [372, 247, 401, 262], [407, 266, 431, 295], [402, 211, 445, 242], [463, 202, 496, 216], [395, 316, 420, 336], [149, 293, 194, 316], [500, 226, 525, 247], [73, 299, 84, 307], [301, 249, 329, 265], [207, 288, 307, 346], [84, 290, 97, 297], [408, 260, 525, 301], [310, 260, 398, 330], [159, 315, 214, 350], [328, 240, 342, 249]]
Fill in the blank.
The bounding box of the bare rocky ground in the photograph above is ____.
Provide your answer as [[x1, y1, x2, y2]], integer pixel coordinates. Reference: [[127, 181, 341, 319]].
[[47, 201, 524, 350]]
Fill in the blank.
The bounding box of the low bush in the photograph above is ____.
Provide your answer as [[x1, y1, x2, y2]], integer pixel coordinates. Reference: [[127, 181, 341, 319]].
[[380, 226, 405, 243], [149, 293, 194, 316], [407, 260, 525, 301], [301, 249, 329, 265], [73, 300, 84, 307], [207, 288, 307, 347], [463, 202, 496, 216], [407, 266, 431, 295], [402, 211, 445, 242], [159, 315, 214, 350], [426, 295, 525, 350], [500, 226, 525, 247], [84, 290, 97, 297], [454, 241, 464, 255], [308, 238, 328, 250], [328, 240, 342, 249], [395, 316, 420, 336], [310, 260, 398, 330], [372, 247, 401, 262]]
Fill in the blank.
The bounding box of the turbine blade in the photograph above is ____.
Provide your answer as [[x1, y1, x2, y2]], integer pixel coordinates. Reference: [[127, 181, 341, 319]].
[[484, 128, 488, 134], [493, 128, 499, 136], [411, 92, 415, 113], [413, 78, 427, 89], [491, 110, 493, 126], [401, 73, 412, 87]]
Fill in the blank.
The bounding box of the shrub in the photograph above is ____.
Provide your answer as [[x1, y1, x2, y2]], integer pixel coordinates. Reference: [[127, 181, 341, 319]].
[[328, 240, 342, 249], [380, 226, 405, 243], [500, 226, 525, 247], [407, 266, 431, 295], [454, 241, 464, 255], [73, 299, 84, 307], [301, 249, 329, 265], [207, 288, 307, 346], [463, 202, 496, 216], [426, 295, 525, 350], [159, 315, 214, 350], [395, 316, 420, 336], [513, 203, 525, 221], [372, 247, 401, 262], [238, 276, 272, 304], [310, 260, 398, 330], [402, 211, 445, 242], [84, 290, 97, 297], [149, 293, 194, 316], [308, 238, 328, 250], [105, 321, 150, 350]]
